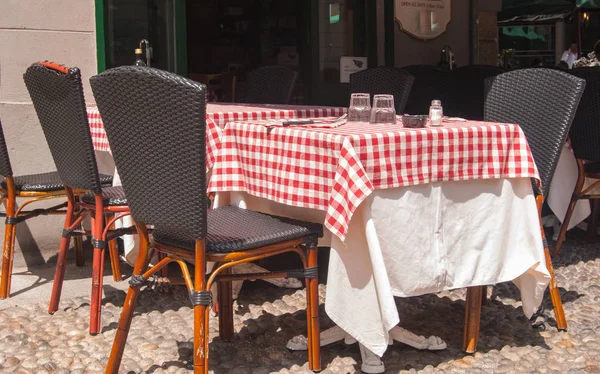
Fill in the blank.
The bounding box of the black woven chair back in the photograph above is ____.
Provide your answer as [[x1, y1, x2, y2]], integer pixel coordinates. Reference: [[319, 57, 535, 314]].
[[568, 67, 600, 162], [402, 65, 452, 115], [452, 65, 505, 120], [349, 67, 415, 114], [243, 66, 298, 104], [90, 66, 208, 238], [0, 121, 13, 177], [23, 62, 102, 192], [484, 68, 585, 197]]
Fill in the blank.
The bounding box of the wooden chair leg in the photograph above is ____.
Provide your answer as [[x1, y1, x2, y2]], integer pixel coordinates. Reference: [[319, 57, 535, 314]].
[[463, 286, 483, 353], [587, 199, 599, 240], [89, 214, 105, 335], [544, 240, 567, 330], [0, 194, 16, 299], [193, 239, 209, 374], [158, 252, 169, 278], [74, 221, 85, 267], [105, 286, 142, 373], [306, 246, 321, 371], [106, 222, 151, 373], [537, 194, 567, 330], [218, 267, 234, 341], [108, 238, 121, 282], [104, 216, 122, 282], [481, 285, 488, 306], [48, 196, 74, 314], [553, 197, 580, 257]]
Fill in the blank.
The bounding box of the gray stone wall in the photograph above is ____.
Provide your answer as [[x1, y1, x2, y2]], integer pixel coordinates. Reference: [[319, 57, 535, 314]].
[[0, 0, 99, 267]]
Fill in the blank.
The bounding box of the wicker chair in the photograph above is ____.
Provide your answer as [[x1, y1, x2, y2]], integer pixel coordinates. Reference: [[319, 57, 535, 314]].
[[90, 66, 323, 374], [23, 61, 134, 335], [460, 68, 586, 353], [0, 120, 112, 298], [243, 65, 298, 104], [349, 67, 415, 114], [553, 67, 600, 256]]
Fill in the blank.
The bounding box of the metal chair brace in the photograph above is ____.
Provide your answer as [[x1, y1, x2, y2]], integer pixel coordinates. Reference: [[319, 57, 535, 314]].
[[287, 266, 318, 279], [128, 274, 147, 288], [92, 239, 106, 249], [189, 290, 212, 306], [3, 203, 68, 225]]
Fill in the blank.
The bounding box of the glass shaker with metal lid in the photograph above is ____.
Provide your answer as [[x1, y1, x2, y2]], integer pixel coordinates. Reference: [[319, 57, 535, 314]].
[[428, 100, 443, 127]]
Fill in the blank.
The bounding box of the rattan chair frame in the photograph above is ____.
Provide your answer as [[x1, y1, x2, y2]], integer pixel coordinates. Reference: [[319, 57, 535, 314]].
[[23, 61, 133, 335], [0, 119, 91, 298], [463, 68, 585, 353], [90, 66, 321, 373]]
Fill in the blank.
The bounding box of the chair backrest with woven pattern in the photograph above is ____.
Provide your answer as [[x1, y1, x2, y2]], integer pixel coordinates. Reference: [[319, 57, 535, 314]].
[[568, 67, 600, 162], [23, 62, 102, 192], [349, 67, 415, 114], [243, 66, 298, 104], [90, 66, 208, 238], [0, 121, 13, 178], [484, 68, 585, 197]]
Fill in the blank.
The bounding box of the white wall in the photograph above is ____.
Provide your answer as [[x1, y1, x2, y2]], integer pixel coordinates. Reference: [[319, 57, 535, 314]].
[[0, 0, 98, 267]]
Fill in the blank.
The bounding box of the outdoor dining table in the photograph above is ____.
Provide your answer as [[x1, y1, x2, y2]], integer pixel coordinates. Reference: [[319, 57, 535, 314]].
[[86, 103, 550, 364], [208, 117, 550, 359]]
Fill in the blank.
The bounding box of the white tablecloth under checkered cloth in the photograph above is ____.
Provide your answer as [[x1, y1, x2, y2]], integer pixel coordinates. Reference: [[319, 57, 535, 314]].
[[208, 120, 540, 241], [87, 103, 345, 169]]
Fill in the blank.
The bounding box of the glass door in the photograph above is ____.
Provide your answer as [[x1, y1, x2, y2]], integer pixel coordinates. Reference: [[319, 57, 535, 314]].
[[96, 0, 186, 74], [306, 0, 376, 106]]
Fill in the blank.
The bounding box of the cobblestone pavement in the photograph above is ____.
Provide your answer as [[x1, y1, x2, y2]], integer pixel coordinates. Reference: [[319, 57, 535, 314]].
[[0, 229, 599, 373]]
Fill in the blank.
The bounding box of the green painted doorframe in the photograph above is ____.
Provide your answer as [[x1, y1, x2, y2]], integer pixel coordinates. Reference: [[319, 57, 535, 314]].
[[95, 0, 107, 73]]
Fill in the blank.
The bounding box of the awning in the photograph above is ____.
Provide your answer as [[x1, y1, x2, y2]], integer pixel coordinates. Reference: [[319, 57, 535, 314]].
[[500, 0, 575, 20], [577, 0, 600, 8], [498, 12, 572, 25]]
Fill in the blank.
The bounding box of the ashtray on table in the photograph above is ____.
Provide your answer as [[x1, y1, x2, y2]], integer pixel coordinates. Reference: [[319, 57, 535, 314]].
[[401, 115, 428, 128]]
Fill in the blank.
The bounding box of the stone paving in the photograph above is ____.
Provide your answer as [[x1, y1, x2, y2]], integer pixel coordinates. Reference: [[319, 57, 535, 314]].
[[0, 228, 600, 373]]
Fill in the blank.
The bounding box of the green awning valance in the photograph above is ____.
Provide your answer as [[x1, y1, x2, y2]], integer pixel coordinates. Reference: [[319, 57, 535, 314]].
[[577, 0, 600, 7]]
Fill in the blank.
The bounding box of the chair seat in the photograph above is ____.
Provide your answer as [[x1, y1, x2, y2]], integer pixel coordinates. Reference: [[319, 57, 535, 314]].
[[1, 172, 113, 192], [80, 186, 127, 206], [153, 206, 323, 253]]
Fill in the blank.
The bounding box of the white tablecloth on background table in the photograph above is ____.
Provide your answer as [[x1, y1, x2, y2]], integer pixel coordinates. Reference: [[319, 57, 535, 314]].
[[213, 177, 549, 357], [546, 144, 591, 230]]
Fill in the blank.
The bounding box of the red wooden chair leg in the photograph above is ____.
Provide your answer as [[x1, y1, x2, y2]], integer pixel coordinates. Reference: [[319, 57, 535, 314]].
[[306, 246, 321, 371], [0, 194, 16, 299], [74, 218, 85, 267], [463, 286, 483, 353], [217, 267, 234, 341], [106, 222, 150, 372], [537, 195, 567, 330], [49, 190, 77, 314], [105, 286, 143, 373]]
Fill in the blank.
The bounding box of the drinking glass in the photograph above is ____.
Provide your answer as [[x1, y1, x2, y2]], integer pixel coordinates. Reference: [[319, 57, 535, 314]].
[[370, 95, 396, 124], [348, 93, 371, 122]]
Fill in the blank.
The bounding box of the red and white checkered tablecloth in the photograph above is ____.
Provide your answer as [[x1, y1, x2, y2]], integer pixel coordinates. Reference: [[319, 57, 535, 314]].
[[208, 120, 540, 241], [87, 104, 346, 169]]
